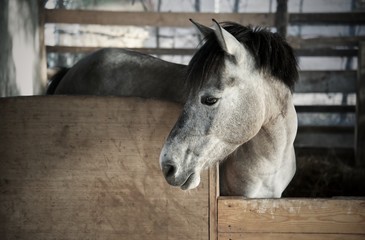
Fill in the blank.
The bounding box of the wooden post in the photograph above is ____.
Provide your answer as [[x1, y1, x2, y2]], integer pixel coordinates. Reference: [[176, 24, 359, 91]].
[[356, 42, 365, 167], [209, 164, 219, 240], [38, 0, 47, 93], [275, 0, 288, 38]]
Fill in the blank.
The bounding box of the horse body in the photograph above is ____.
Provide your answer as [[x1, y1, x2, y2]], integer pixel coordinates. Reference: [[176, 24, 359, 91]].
[[52, 48, 187, 103], [49, 20, 298, 198]]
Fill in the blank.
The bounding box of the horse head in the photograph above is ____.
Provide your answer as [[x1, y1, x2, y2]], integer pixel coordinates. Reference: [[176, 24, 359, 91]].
[[160, 20, 298, 194]]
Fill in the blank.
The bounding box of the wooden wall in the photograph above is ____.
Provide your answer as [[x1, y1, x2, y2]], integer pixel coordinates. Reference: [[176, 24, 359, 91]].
[[0, 97, 364, 240], [0, 96, 209, 240]]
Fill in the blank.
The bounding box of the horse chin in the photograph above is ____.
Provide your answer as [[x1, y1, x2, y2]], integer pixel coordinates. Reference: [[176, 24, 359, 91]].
[[180, 172, 200, 190]]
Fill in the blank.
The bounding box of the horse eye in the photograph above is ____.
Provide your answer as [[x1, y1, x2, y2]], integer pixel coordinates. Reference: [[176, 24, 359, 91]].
[[201, 96, 218, 106]]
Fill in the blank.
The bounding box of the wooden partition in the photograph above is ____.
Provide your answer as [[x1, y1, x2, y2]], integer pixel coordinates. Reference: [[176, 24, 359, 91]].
[[216, 197, 365, 240], [0, 96, 209, 240], [0, 96, 364, 239], [207, 164, 365, 240]]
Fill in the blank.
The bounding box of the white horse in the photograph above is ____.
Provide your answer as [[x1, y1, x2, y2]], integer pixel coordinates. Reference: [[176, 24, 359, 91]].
[[159, 20, 298, 198], [48, 20, 298, 198]]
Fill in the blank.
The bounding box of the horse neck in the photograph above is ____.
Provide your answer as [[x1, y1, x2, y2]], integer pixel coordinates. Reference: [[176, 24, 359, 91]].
[[220, 78, 297, 197]]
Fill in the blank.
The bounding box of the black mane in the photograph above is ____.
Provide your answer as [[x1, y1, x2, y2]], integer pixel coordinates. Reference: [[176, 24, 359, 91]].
[[187, 22, 298, 92]]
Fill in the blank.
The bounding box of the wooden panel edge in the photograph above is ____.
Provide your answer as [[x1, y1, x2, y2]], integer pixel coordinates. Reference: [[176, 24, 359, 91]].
[[209, 164, 219, 240], [218, 198, 365, 234], [218, 233, 365, 240]]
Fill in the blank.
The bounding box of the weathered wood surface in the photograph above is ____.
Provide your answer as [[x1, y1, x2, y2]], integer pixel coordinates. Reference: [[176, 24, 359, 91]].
[[294, 131, 354, 149], [356, 42, 365, 167], [296, 71, 356, 94], [46, 46, 197, 56], [295, 105, 355, 113], [45, 9, 274, 27], [289, 12, 365, 25], [218, 197, 365, 237], [218, 233, 365, 240], [209, 164, 219, 240], [44, 10, 365, 27], [0, 96, 209, 240], [288, 36, 365, 48]]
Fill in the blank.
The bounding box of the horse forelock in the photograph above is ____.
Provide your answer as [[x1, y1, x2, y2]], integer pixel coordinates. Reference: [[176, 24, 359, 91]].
[[186, 22, 298, 93]]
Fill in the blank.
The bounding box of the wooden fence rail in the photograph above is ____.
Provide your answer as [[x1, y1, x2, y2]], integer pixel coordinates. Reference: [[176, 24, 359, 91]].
[[44, 9, 365, 27]]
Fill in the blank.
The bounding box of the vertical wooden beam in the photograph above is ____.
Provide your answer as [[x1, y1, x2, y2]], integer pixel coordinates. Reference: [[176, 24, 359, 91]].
[[356, 42, 365, 167], [38, 0, 47, 92], [209, 164, 219, 240], [275, 0, 288, 38]]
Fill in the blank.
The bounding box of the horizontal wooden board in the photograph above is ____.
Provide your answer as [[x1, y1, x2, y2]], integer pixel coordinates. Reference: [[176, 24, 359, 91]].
[[45, 10, 274, 27], [46, 46, 358, 57], [218, 197, 365, 234], [294, 147, 354, 160], [0, 96, 208, 240], [294, 131, 354, 149], [218, 233, 365, 240], [296, 71, 356, 93], [289, 12, 365, 25], [295, 48, 357, 57], [46, 46, 197, 55], [44, 10, 365, 27], [298, 125, 354, 134], [288, 36, 365, 48], [295, 105, 356, 113]]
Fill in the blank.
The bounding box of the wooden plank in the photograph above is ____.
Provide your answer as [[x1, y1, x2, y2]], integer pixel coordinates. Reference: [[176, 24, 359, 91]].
[[44, 10, 365, 27], [0, 96, 208, 240], [295, 105, 356, 113], [356, 42, 365, 167], [45, 9, 275, 27], [295, 48, 357, 57], [296, 71, 356, 93], [295, 147, 354, 160], [46, 45, 357, 57], [218, 197, 365, 234], [289, 12, 365, 25], [209, 164, 219, 240], [46, 46, 197, 55], [294, 131, 354, 149], [288, 36, 365, 49], [298, 125, 354, 134], [218, 233, 365, 240]]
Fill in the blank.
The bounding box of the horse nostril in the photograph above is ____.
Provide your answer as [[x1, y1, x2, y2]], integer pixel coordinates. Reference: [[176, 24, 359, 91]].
[[162, 163, 177, 179]]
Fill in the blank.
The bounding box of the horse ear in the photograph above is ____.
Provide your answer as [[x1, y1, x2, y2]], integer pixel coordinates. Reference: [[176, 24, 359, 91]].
[[190, 19, 213, 38], [211, 19, 242, 57]]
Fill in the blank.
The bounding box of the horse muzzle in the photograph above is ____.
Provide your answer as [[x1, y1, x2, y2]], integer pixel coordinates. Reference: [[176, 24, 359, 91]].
[[161, 160, 200, 190]]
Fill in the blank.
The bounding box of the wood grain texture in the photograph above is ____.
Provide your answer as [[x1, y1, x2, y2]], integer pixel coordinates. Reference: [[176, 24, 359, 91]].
[[218, 197, 365, 234], [218, 233, 365, 240], [209, 164, 219, 240], [289, 12, 365, 25], [45, 9, 274, 27], [296, 71, 356, 94], [0, 96, 209, 240]]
